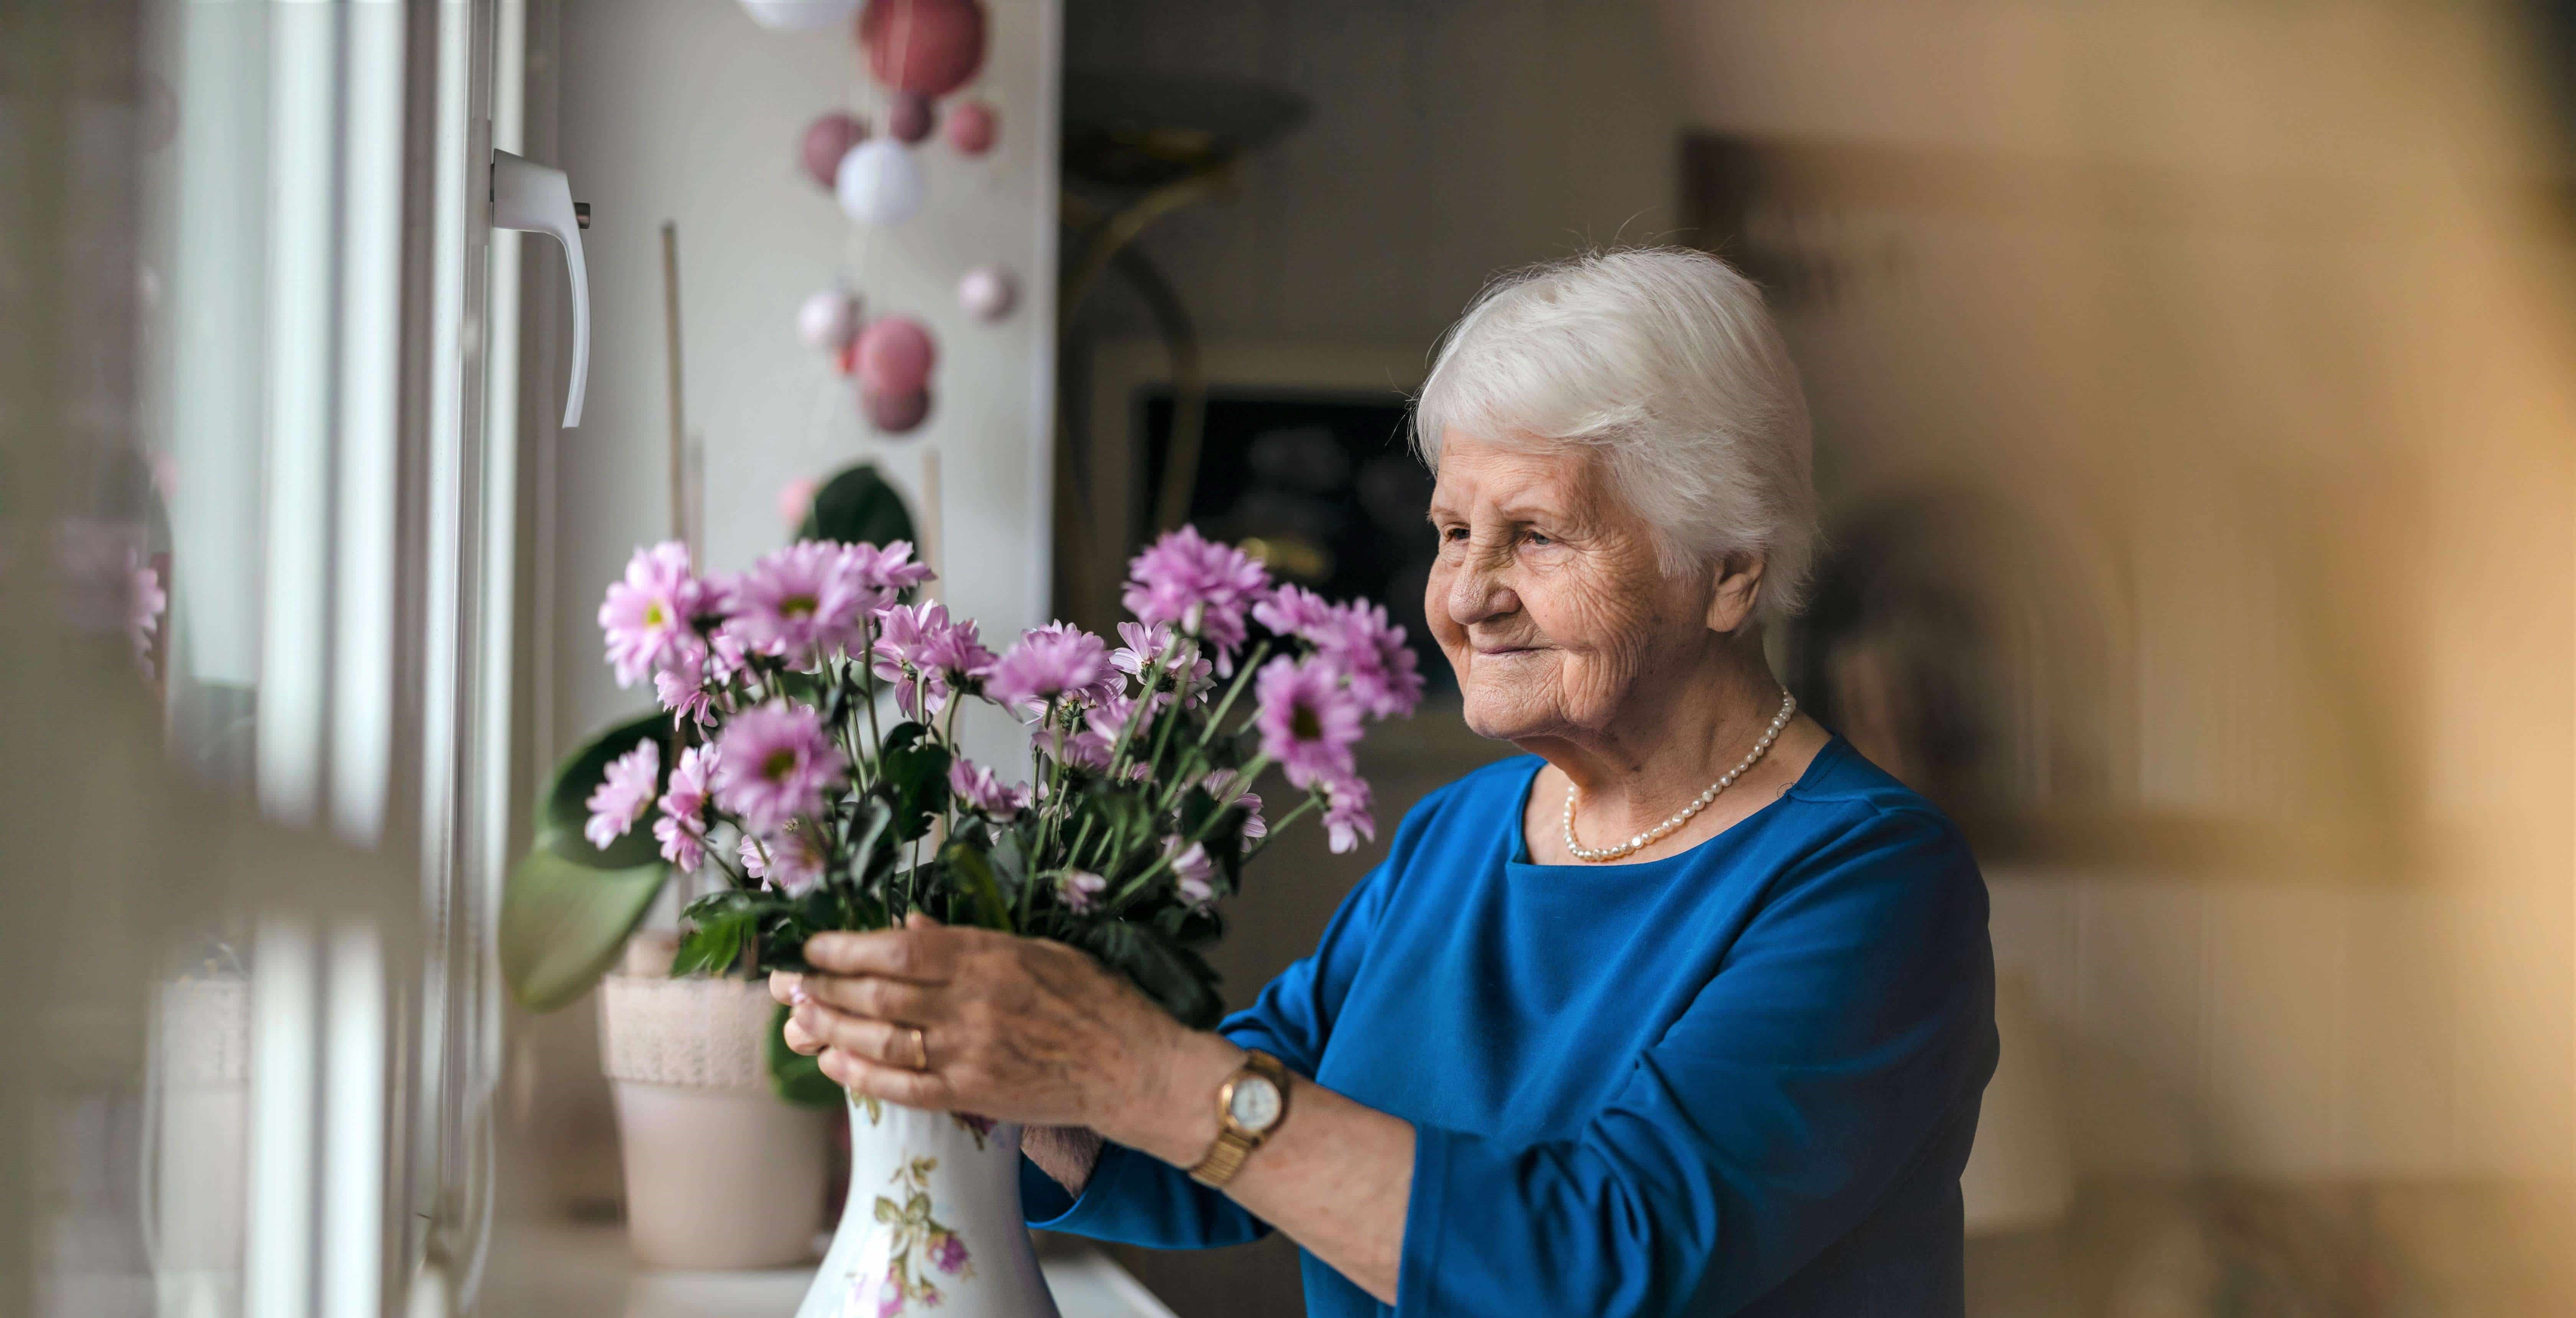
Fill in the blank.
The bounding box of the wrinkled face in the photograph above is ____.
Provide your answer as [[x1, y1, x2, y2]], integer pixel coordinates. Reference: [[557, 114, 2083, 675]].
[[1426, 433, 1718, 744]]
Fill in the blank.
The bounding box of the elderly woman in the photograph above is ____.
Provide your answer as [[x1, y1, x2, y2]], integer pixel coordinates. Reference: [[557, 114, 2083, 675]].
[[777, 248, 1996, 1317]]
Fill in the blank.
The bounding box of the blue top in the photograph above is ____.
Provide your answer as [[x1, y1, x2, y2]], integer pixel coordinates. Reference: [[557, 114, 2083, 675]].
[[1024, 738, 1997, 1317]]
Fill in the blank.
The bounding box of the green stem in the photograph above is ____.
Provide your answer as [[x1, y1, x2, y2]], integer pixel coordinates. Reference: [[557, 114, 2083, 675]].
[[1196, 640, 1270, 748]]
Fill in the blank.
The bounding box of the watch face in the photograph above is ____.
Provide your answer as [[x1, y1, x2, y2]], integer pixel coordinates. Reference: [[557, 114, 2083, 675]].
[[1228, 1075, 1283, 1132]]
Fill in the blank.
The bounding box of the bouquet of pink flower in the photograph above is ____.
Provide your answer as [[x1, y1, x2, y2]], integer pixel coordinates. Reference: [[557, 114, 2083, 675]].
[[581, 525, 1419, 1027]]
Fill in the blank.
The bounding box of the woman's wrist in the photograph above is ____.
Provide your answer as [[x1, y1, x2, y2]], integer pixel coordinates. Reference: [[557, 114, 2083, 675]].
[[1101, 1027, 1245, 1169]]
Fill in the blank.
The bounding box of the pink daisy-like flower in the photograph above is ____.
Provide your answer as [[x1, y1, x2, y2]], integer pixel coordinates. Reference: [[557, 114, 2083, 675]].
[[1112, 620, 1213, 706], [983, 623, 1116, 718], [652, 744, 716, 870], [840, 538, 935, 612], [1323, 774, 1377, 855], [711, 701, 846, 834], [1030, 716, 1116, 773], [599, 542, 708, 688], [720, 541, 868, 667], [872, 600, 998, 718], [1253, 656, 1364, 790], [1163, 836, 1217, 908], [1250, 583, 1336, 640], [1120, 527, 1271, 669], [129, 551, 166, 677], [1312, 600, 1424, 721], [1203, 769, 1266, 840], [738, 826, 825, 895], [1056, 869, 1107, 913], [652, 639, 716, 728], [946, 757, 1030, 820], [583, 741, 660, 849]]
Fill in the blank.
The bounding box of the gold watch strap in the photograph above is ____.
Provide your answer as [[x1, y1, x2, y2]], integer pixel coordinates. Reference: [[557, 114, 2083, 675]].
[[1189, 1050, 1290, 1189]]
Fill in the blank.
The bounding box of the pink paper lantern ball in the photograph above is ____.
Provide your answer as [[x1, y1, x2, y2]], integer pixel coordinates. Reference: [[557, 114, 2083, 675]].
[[778, 475, 821, 527], [857, 0, 986, 98], [799, 112, 869, 190], [854, 315, 937, 396], [887, 92, 936, 145], [796, 289, 861, 351], [957, 265, 1016, 322], [945, 99, 997, 155], [863, 386, 933, 434]]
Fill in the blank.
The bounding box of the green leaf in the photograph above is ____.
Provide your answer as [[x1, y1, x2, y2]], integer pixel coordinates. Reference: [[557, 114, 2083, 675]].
[[874, 1197, 905, 1226], [800, 463, 918, 549], [499, 840, 666, 1011], [671, 895, 756, 977], [541, 713, 675, 871], [940, 841, 1014, 932], [880, 735, 952, 843], [1066, 919, 1226, 1029], [766, 1004, 844, 1109]]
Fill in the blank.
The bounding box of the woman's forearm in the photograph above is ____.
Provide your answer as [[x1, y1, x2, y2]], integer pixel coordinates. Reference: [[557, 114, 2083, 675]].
[[1101, 1031, 1414, 1306]]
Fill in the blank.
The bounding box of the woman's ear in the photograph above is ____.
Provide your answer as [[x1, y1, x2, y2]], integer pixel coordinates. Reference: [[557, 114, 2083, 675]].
[[1706, 553, 1767, 634]]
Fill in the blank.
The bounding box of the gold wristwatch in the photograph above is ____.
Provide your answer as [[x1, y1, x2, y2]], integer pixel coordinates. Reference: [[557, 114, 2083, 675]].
[[1188, 1050, 1291, 1188]]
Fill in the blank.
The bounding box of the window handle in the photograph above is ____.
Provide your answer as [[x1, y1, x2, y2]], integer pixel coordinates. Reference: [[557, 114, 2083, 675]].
[[491, 150, 590, 428]]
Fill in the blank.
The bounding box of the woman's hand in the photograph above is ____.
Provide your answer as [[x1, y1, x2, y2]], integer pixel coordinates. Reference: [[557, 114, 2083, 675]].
[[770, 913, 1239, 1164]]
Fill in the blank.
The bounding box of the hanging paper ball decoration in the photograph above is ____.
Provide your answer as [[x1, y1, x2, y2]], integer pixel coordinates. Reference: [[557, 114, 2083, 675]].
[[799, 112, 869, 190], [857, 0, 987, 98], [887, 92, 936, 146], [777, 476, 822, 527], [863, 386, 933, 434], [739, 0, 862, 30], [945, 100, 997, 156], [854, 315, 937, 396], [835, 139, 924, 225], [957, 265, 1016, 322], [796, 289, 861, 351]]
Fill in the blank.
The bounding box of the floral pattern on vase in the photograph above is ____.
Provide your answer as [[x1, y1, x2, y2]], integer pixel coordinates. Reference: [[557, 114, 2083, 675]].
[[799, 1097, 1059, 1318]]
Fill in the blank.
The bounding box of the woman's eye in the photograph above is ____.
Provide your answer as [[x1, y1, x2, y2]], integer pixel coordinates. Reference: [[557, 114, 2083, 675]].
[[1525, 530, 1553, 547], [1441, 526, 1469, 543]]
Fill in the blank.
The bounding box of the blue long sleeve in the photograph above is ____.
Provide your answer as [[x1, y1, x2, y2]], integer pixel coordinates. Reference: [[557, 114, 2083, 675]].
[[1025, 743, 1996, 1318]]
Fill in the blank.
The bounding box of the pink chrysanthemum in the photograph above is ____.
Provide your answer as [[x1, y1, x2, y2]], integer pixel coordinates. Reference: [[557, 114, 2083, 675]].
[[653, 744, 716, 870], [1120, 527, 1271, 669], [1112, 621, 1212, 706], [739, 826, 825, 895], [946, 757, 1030, 820], [720, 541, 868, 667], [1314, 601, 1424, 721], [983, 623, 1116, 718], [1031, 716, 1116, 773], [1203, 769, 1266, 840], [1254, 656, 1363, 789], [1163, 836, 1217, 909], [583, 741, 660, 849], [599, 542, 709, 688], [1056, 869, 1107, 913], [840, 538, 935, 612], [711, 701, 846, 834], [1323, 774, 1377, 855], [871, 600, 998, 718], [1250, 583, 1336, 640], [129, 551, 166, 678]]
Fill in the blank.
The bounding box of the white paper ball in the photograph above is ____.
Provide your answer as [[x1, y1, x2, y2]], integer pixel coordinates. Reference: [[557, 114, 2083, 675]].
[[737, 0, 860, 31], [796, 289, 860, 351], [957, 265, 1017, 322], [835, 140, 925, 227]]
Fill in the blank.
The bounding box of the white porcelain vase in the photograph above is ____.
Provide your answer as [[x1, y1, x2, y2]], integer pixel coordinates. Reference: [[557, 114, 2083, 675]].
[[798, 1097, 1061, 1318]]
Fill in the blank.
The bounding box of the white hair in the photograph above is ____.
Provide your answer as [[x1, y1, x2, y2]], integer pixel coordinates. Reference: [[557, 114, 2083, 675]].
[[1412, 247, 1818, 622]]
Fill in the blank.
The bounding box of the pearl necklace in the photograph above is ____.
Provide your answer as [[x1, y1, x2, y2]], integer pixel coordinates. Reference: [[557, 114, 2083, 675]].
[[1561, 691, 1797, 863]]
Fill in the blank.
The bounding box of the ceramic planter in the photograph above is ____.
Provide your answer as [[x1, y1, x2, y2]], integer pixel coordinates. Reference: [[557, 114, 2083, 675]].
[[798, 1097, 1059, 1318], [598, 970, 832, 1268]]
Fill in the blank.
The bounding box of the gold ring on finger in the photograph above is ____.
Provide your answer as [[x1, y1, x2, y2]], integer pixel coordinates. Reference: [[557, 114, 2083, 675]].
[[907, 1025, 930, 1072]]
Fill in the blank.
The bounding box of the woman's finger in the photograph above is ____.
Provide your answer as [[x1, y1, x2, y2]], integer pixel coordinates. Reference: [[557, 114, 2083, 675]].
[[769, 970, 808, 1006], [781, 1014, 825, 1056], [820, 1047, 956, 1110], [803, 972, 946, 1024], [792, 1005, 927, 1069], [804, 926, 959, 983]]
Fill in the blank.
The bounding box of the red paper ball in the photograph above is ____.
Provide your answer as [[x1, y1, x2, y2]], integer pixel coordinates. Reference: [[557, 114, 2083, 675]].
[[854, 315, 936, 396], [863, 386, 933, 434], [800, 112, 869, 189], [944, 99, 997, 155], [887, 92, 935, 145], [857, 0, 986, 98]]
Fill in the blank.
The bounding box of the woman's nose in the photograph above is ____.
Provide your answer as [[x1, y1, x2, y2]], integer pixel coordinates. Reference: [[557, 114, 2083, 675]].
[[1446, 558, 1517, 628]]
